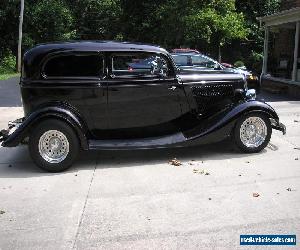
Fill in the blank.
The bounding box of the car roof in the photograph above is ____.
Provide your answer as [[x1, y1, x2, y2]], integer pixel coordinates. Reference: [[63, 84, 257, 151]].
[[171, 52, 202, 56], [26, 41, 166, 55], [24, 41, 168, 66], [23, 41, 169, 78], [171, 52, 217, 61], [172, 48, 200, 53]]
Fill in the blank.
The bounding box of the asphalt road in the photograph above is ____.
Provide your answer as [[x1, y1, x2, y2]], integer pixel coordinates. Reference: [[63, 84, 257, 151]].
[[0, 78, 299, 249], [0, 77, 22, 107]]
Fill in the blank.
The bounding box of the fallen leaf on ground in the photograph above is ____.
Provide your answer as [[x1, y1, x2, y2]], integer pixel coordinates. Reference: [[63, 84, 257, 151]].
[[193, 169, 209, 175], [168, 158, 182, 166], [0, 210, 5, 214], [252, 192, 260, 197]]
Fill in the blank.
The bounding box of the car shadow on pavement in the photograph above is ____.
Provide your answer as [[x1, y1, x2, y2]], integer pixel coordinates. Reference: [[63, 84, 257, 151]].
[[0, 139, 271, 177]]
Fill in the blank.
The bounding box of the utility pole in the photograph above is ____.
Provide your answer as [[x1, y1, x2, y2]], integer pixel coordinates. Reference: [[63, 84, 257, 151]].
[[17, 0, 24, 72]]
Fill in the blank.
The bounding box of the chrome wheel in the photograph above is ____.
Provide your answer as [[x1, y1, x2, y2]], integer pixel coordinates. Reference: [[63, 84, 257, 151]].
[[38, 130, 69, 163], [240, 117, 267, 148]]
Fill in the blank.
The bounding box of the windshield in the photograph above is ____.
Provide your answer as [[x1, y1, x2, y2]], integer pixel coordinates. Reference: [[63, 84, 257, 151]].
[[172, 55, 188, 66], [190, 55, 218, 68]]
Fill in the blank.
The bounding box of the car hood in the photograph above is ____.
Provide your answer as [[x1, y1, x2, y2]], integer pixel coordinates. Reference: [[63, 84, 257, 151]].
[[178, 65, 252, 77], [223, 67, 252, 76]]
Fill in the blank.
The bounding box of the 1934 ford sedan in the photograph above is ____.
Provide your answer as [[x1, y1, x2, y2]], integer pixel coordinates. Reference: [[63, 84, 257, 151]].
[[0, 41, 286, 172]]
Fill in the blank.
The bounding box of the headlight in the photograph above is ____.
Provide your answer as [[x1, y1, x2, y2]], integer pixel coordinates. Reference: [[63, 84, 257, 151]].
[[246, 89, 256, 100], [248, 75, 258, 80]]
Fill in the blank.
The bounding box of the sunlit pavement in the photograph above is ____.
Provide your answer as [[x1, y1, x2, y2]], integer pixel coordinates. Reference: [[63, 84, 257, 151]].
[[0, 79, 299, 250]]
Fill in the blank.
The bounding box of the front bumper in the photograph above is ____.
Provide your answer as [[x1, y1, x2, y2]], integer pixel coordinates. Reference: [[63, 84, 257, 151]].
[[270, 118, 286, 135], [0, 118, 24, 144]]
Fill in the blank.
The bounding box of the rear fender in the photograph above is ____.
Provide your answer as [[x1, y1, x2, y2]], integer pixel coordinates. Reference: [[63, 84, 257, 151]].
[[2, 106, 89, 149]]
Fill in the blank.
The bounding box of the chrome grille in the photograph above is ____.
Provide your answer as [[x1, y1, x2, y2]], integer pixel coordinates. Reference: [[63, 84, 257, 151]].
[[191, 84, 234, 112]]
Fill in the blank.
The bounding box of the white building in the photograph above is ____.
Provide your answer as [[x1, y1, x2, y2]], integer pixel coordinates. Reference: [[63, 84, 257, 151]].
[[258, 1, 300, 96]]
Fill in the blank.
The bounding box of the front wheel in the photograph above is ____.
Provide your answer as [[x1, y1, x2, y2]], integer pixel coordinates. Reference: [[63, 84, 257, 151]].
[[233, 113, 272, 153], [29, 119, 79, 172]]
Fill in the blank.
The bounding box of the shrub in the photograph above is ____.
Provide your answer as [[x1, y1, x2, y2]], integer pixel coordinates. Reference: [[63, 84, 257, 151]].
[[234, 60, 244, 68], [0, 51, 16, 74]]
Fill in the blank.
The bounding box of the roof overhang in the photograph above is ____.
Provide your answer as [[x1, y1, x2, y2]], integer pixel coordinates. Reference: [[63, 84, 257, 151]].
[[257, 7, 300, 27]]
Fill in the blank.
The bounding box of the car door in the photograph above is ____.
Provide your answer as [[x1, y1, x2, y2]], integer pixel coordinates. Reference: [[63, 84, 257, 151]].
[[104, 51, 189, 139]]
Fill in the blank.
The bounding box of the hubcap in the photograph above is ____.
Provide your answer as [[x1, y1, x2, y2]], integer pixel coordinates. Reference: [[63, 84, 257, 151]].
[[38, 130, 69, 163], [240, 117, 267, 148]]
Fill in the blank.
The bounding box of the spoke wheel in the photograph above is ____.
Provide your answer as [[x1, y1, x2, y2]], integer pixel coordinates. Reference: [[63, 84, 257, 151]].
[[233, 113, 272, 153], [29, 119, 79, 172], [38, 130, 70, 163], [240, 117, 267, 148]]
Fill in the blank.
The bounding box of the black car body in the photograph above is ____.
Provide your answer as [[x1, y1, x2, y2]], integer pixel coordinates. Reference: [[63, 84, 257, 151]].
[[171, 52, 261, 92], [0, 41, 285, 172]]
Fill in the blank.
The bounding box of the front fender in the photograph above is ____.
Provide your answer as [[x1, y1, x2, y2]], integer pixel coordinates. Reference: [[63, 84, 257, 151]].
[[2, 106, 89, 149], [224, 100, 279, 121], [185, 99, 283, 141]]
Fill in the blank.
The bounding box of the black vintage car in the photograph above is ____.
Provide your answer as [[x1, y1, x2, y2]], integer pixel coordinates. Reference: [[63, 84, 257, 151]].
[[0, 41, 285, 172]]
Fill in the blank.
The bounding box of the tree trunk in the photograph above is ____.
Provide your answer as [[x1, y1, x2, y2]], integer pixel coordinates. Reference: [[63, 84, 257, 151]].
[[218, 43, 222, 63]]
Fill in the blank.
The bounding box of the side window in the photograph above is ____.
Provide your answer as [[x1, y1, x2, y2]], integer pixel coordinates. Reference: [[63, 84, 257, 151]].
[[111, 53, 170, 78], [44, 54, 103, 78]]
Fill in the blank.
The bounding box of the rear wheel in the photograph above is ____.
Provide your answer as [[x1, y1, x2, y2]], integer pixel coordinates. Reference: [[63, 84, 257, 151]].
[[233, 113, 272, 153], [29, 119, 79, 172]]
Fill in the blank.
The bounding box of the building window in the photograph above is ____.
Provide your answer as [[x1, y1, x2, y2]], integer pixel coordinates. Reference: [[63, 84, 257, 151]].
[[267, 22, 296, 80]]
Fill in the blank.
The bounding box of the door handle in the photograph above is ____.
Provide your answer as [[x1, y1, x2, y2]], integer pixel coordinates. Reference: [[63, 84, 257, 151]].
[[168, 86, 177, 90]]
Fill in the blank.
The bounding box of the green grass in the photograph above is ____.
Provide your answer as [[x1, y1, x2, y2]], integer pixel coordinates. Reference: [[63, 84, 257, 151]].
[[0, 72, 20, 80]]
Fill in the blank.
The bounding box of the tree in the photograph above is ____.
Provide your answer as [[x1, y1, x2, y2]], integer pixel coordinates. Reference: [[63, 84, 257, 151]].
[[235, 0, 281, 71], [24, 0, 74, 44], [0, 0, 19, 59], [184, 0, 248, 61], [69, 0, 122, 40], [0, 0, 268, 73]]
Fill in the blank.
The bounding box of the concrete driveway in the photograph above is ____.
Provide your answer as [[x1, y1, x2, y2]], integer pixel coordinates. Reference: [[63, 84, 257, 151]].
[[0, 78, 299, 249]]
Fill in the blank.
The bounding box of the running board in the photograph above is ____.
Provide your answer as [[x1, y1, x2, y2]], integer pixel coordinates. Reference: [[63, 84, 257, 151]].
[[88, 132, 186, 150]]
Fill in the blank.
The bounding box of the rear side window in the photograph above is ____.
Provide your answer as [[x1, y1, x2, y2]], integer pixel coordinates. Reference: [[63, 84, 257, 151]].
[[44, 54, 103, 78]]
